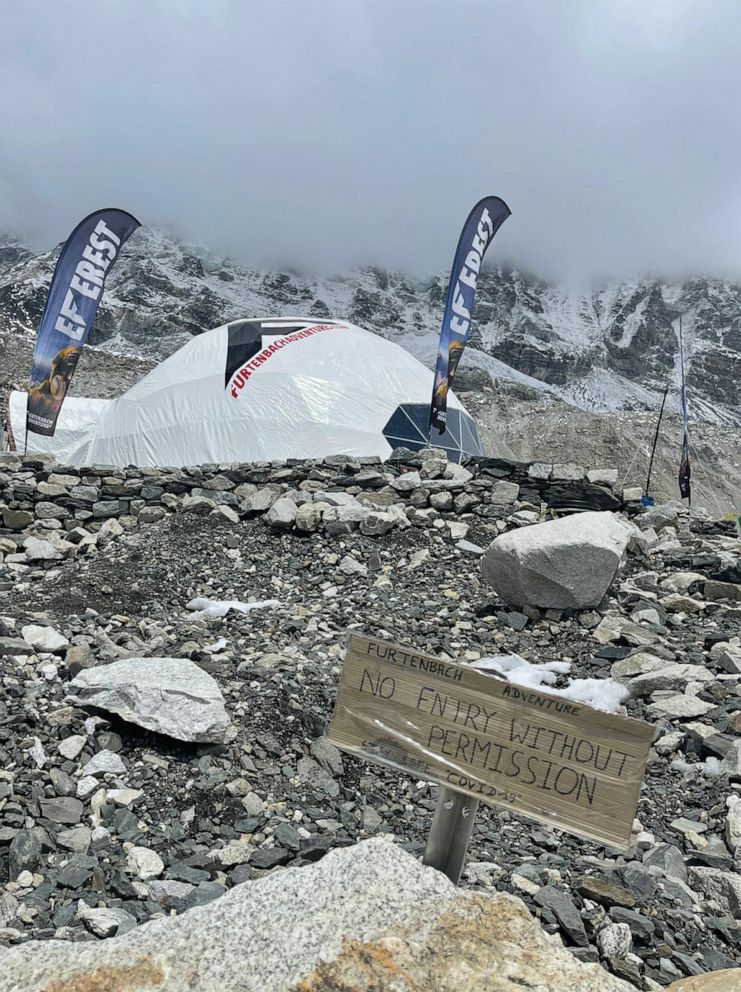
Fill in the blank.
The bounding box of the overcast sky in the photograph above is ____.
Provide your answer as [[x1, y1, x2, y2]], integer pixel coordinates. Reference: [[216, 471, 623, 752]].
[[2, 0, 741, 282]]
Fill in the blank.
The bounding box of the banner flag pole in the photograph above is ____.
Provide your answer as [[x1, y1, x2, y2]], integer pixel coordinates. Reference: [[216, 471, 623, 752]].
[[429, 197, 510, 439], [26, 208, 140, 441]]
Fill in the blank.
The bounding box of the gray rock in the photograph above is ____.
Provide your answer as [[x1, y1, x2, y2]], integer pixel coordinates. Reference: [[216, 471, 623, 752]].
[[2, 507, 33, 529], [209, 840, 255, 869], [609, 907, 654, 940], [646, 695, 715, 720], [0, 838, 633, 991], [429, 491, 453, 511], [660, 593, 704, 614], [619, 864, 662, 905], [534, 885, 589, 946], [576, 877, 635, 909], [311, 491, 357, 508], [126, 845, 165, 880], [310, 736, 344, 776], [35, 500, 70, 520], [138, 505, 167, 524], [705, 580, 741, 603], [39, 797, 83, 824], [551, 464, 585, 481], [81, 749, 127, 777], [359, 510, 399, 538], [390, 471, 422, 493], [458, 540, 485, 555], [642, 843, 688, 884], [243, 487, 282, 513], [181, 494, 217, 515], [481, 511, 631, 610], [0, 637, 32, 657], [68, 657, 230, 743], [211, 504, 240, 524], [21, 624, 69, 653], [627, 663, 713, 698], [241, 792, 265, 818], [8, 829, 43, 880], [593, 615, 657, 647], [490, 481, 520, 505], [92, 499, 124, 518], [57, 826, 92, 854], [587, 468, 618, 487], [720, 740, 741, 779], [653, 730, 685, 756], [58, 735, 86, 760], [323, 504, 367, 535], [597, 922, 631, 960], [338, 555, 368, 578], [638, 504, 679, 533], [265, 497, 298, 529], [610, 652, 668, 679], [148, 879, 195, 907], [22, 537, 62, 562], [294, 502, 323, 532], [419, 449, 447, 479], [711, 641, 741, 674], [77, 901, 137, 938], [687, 866, 741, 915], [0, 893, 20, 928], [296, 756, 340, 797]]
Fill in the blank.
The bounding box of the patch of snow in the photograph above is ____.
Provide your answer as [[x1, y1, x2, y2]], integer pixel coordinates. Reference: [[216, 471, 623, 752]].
[[471, 655, 629, 713], [204, 637, 228, 653], [671, 756, 723, 777], [186, 597, 280, 618]]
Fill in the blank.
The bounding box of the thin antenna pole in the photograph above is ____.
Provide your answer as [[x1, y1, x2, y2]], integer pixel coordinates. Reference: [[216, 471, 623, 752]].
[[645, 384, 669, 498], [678, 314, 692, 509], [23, 392, 29, 456]]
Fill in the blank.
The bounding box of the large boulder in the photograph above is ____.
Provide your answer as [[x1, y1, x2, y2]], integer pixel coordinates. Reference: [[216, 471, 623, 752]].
[[0, 837, 632, 992], [481, 511, 631, 610], [67, 657, 229, 743]]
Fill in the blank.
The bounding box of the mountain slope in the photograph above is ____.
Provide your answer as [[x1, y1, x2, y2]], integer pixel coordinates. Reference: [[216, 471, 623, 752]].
[[0, 226, 739, 430]]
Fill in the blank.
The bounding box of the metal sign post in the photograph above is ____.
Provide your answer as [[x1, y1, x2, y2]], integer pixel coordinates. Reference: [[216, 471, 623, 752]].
[[422, 786, 480, 885]]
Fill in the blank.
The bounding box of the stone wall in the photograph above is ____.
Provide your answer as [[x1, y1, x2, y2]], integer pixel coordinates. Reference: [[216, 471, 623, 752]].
[[0, 448, 628, 588]]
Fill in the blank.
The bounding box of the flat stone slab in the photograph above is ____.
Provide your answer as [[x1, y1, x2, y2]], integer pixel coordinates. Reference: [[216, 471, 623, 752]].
[[67, 657, 229, 743]]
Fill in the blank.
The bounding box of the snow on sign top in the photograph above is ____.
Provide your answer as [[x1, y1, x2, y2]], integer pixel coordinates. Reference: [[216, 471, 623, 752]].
[[329, 633, 654, 850]]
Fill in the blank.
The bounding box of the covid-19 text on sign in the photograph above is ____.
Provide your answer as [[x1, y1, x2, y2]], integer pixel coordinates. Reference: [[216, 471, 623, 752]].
[[328, 633, 653, 849]]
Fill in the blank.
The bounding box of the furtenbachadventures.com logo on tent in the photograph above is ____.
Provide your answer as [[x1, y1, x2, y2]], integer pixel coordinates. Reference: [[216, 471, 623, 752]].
[[227, 323, 342, 399]]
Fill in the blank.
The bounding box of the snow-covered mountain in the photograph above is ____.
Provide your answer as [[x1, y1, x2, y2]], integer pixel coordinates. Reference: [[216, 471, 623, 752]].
[[1, 226, 739, 426]]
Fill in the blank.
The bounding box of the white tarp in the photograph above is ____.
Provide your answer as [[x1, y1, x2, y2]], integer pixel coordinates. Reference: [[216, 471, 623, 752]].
[[7, 318, 480, 468], [7, 391, 111, 463]]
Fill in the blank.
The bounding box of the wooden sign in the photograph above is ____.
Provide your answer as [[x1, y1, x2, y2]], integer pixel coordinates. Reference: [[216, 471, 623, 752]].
[[328, 633, 653, 849]]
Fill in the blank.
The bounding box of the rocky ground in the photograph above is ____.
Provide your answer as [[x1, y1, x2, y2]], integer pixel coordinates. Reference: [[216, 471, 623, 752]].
[[0, 333, 154, 400], [459, 373, 741, 517], [0, 448, 740, 989]]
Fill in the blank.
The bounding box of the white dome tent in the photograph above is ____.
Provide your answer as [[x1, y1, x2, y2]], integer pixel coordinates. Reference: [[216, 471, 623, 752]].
[[8, 318, 483, 468]]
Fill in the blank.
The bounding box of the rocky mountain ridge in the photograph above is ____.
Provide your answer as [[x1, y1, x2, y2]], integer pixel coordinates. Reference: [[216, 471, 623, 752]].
[[0, 227, 739, 427]]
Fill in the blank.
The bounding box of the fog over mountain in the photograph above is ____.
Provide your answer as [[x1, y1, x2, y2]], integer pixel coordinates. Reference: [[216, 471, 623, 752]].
[[2, 1, 741, 280]]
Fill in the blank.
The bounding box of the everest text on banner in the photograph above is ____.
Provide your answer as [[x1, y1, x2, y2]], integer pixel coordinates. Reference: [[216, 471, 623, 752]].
[[429, 196, 510, 434], [26, 208, 140, 437]]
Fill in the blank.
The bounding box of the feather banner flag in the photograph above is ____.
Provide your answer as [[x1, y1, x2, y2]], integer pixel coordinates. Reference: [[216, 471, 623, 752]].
[[26, 208, 140, 438], [429, 196, 510, 435]]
